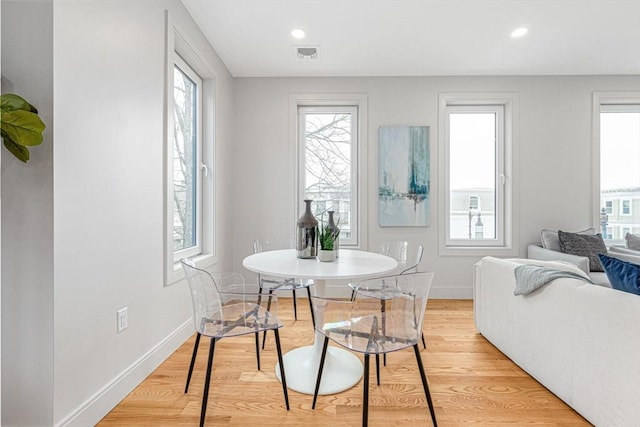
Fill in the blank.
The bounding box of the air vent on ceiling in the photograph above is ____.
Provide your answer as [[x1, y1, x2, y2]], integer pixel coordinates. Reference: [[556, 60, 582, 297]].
[[295, 46, 319, 62]]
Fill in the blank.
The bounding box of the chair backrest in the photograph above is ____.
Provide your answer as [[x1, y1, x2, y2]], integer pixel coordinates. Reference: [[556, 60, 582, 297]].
[[354, 272, 435, 343], [313, 272, 435, 353], [252, 238, 295, 254], [181, 259, 246, 334], [379, 241, 424, 274]]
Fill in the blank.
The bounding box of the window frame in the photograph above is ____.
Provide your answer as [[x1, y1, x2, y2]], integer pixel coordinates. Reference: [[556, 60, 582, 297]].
[[164, 13, 216, 285], [592, 92, 640, 245], [438, 93, 518, 256], [290, 94, 368, 249]]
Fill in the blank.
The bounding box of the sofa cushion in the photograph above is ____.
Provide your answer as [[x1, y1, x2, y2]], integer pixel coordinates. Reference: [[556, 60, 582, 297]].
[[558, 230, 607, 272], [541, 227, 595, 252], [598, 254, 640, 296], [625, 233, 640, 251]]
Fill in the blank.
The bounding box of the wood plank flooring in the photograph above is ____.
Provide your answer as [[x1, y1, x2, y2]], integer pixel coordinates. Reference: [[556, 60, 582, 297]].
[[97, 299, 590, 426]]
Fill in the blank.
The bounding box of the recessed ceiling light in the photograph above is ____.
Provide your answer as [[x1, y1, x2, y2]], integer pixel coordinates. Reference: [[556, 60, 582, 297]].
[[291, 28, 306, 39], [511, 27, 528, 38]]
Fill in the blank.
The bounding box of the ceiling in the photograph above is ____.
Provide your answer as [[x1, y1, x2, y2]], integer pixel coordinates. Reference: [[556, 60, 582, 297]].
[[182, 0, 640, 78]]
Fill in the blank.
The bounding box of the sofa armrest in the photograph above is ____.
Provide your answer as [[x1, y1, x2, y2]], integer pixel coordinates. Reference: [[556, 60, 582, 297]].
[[608, 246, 640, 265], [527, 244, 590, 274]]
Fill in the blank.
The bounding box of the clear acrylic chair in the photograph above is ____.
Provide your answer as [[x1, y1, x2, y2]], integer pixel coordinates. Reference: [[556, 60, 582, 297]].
[[349, 241, 426, 350], [311, 272, 437, 427], [181, 259, 289, 427], [312, 273, 437, 426], [252, 238, 315, 347]]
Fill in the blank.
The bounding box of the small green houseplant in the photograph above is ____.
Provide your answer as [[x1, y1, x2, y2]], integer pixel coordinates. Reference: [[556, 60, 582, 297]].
[[318, 223, 340, 261], [1, 93, 46, 162]]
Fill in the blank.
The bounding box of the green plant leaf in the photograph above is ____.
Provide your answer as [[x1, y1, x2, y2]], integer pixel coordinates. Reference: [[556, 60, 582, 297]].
[[3, 139, 29, 163], [0, 93, 37, 113], [1, 110, 46, 146]]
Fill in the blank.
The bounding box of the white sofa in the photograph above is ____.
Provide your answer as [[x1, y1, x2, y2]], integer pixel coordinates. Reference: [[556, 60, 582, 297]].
[[474, 256, 640, 427]]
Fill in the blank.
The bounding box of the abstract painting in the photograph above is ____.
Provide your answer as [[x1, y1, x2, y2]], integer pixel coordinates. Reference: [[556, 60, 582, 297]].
[[379, 126, 430, 226]]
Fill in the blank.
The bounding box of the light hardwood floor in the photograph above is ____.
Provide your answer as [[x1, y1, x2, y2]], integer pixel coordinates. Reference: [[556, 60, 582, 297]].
[[98, 299, 590, 426]]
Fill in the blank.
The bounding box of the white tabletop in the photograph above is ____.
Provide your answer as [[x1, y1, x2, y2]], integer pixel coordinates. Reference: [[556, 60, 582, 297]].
[[243, 248, 398, 280]]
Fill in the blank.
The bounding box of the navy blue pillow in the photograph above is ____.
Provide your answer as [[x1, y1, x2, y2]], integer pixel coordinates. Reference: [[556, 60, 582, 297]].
[[598, 254, 640, 295]]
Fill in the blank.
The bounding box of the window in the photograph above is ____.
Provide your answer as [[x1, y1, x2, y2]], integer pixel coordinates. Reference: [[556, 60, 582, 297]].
[[595, 93, 640, 243], [164, 16, 216, 285], [605, 200, 613, 214], [172, 57, 202, 260], [469, 195, 480, 211], [438, 94, 516, 254], [293, 94, 367, 248]]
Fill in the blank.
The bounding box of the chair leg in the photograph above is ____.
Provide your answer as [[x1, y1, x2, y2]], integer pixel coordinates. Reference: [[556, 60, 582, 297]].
[[375, 354, 380, 386], [292, 288, 298, 320], [312, 336, 330, 409], [200, 338, 216, 427], [306, 287, 316, 329], [350, 288, 356, 301], [421, 332, 427, 349], [185, 332, 201, 393], [273, 328, 290, 410], [262, 289, 274, 349], [254, 332, 261, 371], [363, 354, 370, 427], [413, 344, 437, 427]]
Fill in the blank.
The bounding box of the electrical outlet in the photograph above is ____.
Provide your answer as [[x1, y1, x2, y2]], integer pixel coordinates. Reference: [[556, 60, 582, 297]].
[[117, 307, 128, 333]]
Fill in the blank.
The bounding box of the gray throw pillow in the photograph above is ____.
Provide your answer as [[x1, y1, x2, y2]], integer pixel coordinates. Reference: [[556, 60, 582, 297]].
[[625, 233, 640, 251], [540, 227, 596, 252], [558, 230, 608, 272]]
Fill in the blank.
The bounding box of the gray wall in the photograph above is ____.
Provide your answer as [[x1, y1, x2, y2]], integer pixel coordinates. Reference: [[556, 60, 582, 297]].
[[2, 0, 236, 425], [1, 1, 54, 425], [233, 75, 640, 297]]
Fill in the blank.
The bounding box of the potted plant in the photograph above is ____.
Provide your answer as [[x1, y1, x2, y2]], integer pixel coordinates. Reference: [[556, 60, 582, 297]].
[[318, 223, 340, 262], [1, 93, 46, 163]]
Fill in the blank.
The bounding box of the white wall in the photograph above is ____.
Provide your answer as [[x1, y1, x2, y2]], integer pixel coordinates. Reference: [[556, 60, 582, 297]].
[[1, 1, 54, 425], [52, 1, 234, 426], [233, 76, 640, 297]]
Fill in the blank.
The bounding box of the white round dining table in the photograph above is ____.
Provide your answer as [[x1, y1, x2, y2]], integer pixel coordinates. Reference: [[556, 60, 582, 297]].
[[242, 248, 398, 395]]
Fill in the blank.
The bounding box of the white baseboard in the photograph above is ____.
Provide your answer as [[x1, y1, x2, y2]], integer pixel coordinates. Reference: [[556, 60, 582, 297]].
[[56, 319, 194, 427], [429, 286, 473, 299]]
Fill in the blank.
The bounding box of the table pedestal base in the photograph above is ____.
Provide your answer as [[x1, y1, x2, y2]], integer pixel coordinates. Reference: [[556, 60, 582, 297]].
[[275, 344, 363, 395]]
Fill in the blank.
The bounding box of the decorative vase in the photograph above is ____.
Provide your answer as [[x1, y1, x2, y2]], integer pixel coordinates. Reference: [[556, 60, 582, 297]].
[[317, 249, 336, 262], [296, 199, 318, 259], [327, 210, 339, 258]]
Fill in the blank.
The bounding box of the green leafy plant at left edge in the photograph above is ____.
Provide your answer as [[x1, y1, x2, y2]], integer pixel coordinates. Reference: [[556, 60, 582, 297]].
[[0, 93, 46, 163]]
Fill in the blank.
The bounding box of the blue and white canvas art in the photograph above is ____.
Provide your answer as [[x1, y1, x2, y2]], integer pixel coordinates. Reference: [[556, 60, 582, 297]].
[[379, 126, 430, 226]]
